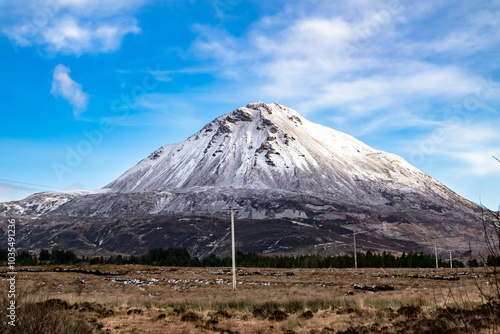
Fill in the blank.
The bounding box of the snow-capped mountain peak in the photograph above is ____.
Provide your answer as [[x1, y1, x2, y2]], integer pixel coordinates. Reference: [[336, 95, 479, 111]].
[[105, 102, 454, 204], [0, 102, 484, 257]]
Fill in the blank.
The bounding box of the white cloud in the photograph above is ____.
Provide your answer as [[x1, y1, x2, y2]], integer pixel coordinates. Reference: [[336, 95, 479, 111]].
[[50, 64, 89, 116], [442, 130, 500, 177], [408, 122, 500, 176], [188, 2, 499, 132], [189, 22, 481, 133], [40, 17, 140, 55], [1, 0, 143, 55], [298, 65, 479, 116]]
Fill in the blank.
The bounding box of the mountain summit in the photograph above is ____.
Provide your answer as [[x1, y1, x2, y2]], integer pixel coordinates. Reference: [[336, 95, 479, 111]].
[[0, 102, 484, 257], [107, 102, 459, 202]]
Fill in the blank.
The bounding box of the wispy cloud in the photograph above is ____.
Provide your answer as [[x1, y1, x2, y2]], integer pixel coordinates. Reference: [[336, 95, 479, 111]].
[[1, 0, 144, 55], [405, 120, 500, 177], [105, 92, 208, 130], [39, 17, 140, 55], [50, 64, 89, 116], [187, 2, 500, 128], [435, 124, 500, 176]]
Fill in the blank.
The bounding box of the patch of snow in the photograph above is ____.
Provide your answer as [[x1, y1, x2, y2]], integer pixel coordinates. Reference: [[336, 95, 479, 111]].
[[290, 220, 314, 228]]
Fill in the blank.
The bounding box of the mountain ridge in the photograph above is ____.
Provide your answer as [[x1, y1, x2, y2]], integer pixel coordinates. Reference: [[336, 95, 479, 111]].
[[0, 102, 485, 257]]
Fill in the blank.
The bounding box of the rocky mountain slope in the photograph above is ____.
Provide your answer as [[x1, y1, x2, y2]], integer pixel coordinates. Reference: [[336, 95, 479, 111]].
[[0, 102, 486, 257]]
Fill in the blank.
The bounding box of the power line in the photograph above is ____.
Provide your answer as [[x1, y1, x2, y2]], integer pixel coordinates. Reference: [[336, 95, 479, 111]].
[[0, 183, 45, 192], [0, 178, 65, 191]]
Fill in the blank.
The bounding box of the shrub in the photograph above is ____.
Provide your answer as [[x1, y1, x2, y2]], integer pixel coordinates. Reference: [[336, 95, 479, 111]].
[[268, 309, 288, 321], [299, 310, 314, 320], [0, 294, 93, 334], [180, 311, 200, 323]]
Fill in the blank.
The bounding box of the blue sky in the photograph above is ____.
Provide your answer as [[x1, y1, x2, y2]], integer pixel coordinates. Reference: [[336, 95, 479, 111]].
[[0, 0, 499, 209]]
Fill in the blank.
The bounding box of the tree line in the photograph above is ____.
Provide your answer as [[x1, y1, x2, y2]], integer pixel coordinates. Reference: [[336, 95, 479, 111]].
[[0, 247, 494, 268]]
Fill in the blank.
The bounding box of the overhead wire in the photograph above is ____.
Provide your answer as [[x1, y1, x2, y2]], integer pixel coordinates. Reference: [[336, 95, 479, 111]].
[[0, 178, 66, 192]]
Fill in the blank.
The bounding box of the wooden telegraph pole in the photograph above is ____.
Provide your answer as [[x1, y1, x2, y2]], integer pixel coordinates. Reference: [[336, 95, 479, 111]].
[[434, 242, 439, 269], [351, 221, 357, 270], [224, 207, 240, 291], [230, 207, 236, 291]]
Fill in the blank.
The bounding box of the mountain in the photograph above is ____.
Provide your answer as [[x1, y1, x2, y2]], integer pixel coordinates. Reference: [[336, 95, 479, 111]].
[[0, 102, 485, 257]]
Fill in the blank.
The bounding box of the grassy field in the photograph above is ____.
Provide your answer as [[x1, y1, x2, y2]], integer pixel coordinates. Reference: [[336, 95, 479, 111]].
[[1, 265, 498, 333]]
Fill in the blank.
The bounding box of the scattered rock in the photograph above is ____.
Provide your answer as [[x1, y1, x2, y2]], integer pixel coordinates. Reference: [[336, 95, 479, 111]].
[[373, 273, 461, 281], [354, 284, 395, 292]]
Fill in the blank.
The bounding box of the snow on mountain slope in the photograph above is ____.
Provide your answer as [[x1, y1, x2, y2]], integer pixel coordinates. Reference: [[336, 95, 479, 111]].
[[0, 102, 486, 257], [105, 102, 466, 207], [0, 190, 103, 216]]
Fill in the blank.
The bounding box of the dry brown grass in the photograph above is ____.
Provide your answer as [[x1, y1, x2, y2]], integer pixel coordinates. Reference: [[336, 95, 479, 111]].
[[0, 265, 497, 333], [0, 291, 93, 333]]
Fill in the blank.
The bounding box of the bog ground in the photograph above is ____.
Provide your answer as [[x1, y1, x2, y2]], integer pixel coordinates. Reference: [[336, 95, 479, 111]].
[[1, 265, 498, 333]]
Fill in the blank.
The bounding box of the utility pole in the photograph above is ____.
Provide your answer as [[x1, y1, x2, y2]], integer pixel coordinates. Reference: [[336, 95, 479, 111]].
[[434, 242, 439, 269], [353, 221, 357, 270], [230, 207, 236, 291], [449, 250, 453, 269], [223, 206, 239, 291]]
